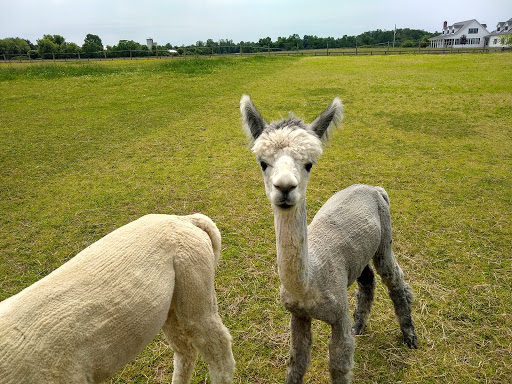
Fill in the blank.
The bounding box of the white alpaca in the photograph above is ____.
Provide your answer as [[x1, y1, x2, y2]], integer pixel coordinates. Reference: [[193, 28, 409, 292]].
[[240, 95, 417, 384], [0, 214, 235, 384]]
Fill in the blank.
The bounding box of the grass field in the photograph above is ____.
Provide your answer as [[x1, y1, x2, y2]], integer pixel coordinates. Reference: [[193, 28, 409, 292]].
[[1, 52, 511, 383]]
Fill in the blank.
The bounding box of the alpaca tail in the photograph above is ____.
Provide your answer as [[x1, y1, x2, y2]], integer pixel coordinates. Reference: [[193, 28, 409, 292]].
[[186, 214, 222, 266], [375, 186, 390, 206]]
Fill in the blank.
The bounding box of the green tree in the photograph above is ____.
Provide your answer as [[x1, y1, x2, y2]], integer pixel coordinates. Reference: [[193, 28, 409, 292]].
[[108, 40, 147, 58], [37, 37, 59, 58], [287, 34, 303, 50], [0, 37, 31, 56], [400, 40, 415, 48], [39, 34, 66, 46], [48, 34, 65, 46], [258, 37, 272, 47], [500, 34, 512, 47], [35, 35, 73, 59], [61, 42, 80, 55], [82, 34, 103, 57], [420, 35, 431, 48]]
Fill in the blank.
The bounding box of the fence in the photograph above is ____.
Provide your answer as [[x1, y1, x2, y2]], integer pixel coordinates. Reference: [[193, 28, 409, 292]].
[[0, 46, 508, 63]]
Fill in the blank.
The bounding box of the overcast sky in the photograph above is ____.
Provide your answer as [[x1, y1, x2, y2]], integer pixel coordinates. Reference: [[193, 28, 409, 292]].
[[1, 0, 511, 47]]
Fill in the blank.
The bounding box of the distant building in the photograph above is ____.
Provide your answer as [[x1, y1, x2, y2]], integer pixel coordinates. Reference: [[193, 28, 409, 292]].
[[487, 18, 512, 47], [429, 18, 512, 48], [429, 19, 490, 48], [146, 38, 157, 49]]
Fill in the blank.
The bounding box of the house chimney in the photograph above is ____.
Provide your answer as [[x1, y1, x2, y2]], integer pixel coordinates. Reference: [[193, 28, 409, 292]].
[[443, 21, 448, 29]]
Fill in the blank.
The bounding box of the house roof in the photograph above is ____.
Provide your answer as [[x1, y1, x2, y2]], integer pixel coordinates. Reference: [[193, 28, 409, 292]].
[[489, 17, 512, 35], [429, 19, 492, 40], [429, 17, 512, 41], [430, 19, 474, 40]]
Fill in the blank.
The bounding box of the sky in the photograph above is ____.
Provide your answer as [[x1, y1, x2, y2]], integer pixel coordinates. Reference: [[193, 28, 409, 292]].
[[1, 0, 511, 47]]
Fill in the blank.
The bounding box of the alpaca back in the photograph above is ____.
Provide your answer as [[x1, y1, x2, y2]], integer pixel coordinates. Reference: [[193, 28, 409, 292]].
[[308, 184, 386, 285]]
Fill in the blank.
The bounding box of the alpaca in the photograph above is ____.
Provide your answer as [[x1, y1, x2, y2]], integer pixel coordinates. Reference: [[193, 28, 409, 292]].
[[0, 214, 235, 384], [240, 95, 417, 384]]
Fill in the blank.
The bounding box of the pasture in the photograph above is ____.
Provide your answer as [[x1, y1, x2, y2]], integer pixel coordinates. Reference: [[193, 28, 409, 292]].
[[1, 53, 511, 383]]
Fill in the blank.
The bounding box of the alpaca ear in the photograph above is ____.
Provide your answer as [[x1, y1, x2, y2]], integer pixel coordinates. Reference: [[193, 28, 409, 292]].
[[309, 97, 343, 141], [240, 94, 267, 142]]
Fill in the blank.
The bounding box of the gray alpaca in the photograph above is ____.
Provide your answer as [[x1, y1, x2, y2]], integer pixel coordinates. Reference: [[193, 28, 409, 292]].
[[240, 95, 417, 384]]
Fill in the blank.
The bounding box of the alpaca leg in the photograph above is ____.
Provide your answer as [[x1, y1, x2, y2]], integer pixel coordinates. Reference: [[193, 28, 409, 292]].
[[169, 267, 234, 383], [165, 312, 234, 384], [352, 264, 376, 335], [188, 315, 235, 384], [328, 295, 355, 384], [167, 241, 235, 383], [285, 314, 312, 384], [373, 250, 417, 348], [162, 312, 198, 384]]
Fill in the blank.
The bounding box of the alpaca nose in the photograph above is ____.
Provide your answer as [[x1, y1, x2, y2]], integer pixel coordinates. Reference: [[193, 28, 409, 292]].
[[273, 173, 298, 195], [274, 183, 297, 195]]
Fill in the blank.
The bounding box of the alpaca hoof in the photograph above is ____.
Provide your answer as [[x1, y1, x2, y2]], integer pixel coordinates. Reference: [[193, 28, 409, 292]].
[[404, 333, 418, 349], [351, 324, 365, 336]]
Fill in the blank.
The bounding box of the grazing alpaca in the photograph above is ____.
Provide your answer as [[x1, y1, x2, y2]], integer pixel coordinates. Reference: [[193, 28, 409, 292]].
[[240, 95, 417, 384], [0, 214, 235, 384]]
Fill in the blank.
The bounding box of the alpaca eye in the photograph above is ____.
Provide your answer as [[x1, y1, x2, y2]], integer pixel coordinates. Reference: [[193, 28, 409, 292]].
[[260, 161, 268, 171], [305, 163, 313, 172]]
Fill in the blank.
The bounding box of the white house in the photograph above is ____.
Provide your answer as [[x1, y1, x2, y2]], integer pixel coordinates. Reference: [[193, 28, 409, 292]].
[[487, 18, 512, 47], [429, 19, 490, 48]]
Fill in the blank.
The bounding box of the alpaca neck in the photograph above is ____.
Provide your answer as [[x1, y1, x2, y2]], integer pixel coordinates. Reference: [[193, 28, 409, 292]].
[[273, 199, 311, 298]]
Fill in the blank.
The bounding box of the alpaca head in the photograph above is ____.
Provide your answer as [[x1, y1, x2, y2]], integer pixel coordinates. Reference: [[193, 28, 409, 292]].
[[240, 95, 343, 210]]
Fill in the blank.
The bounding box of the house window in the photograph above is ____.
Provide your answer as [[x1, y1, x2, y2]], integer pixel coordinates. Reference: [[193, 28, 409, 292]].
[[493, 39, 498, 44], [506, 26, 509, 31], [468, 28, 478, 34], [455, 39, 460, 45]]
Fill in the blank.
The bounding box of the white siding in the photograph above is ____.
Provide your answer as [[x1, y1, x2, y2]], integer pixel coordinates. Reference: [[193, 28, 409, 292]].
[[488, 34, 503, 47]]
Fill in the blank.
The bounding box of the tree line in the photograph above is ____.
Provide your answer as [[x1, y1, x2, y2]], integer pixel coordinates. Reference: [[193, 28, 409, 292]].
[[0, 34, 170, 60], [0, 29, 438, 60]]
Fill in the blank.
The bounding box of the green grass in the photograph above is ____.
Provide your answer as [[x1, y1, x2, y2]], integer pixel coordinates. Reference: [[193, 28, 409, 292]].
[[1, 53, 511, 383]]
